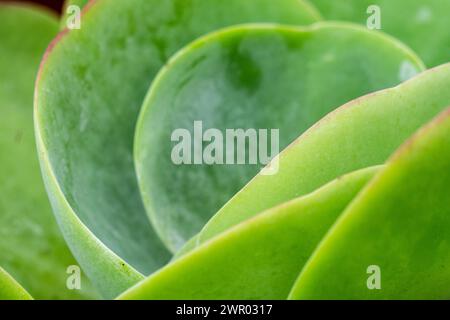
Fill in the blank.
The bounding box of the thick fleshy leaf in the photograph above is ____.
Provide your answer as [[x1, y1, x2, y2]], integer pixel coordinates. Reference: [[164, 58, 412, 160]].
[[290, 108, 450, 299], [136, 22, 424, 251], [0, 4, 96, 300], [198, 63, 450, 247], [309, 0, 450, 67], [118, 166, 379, 300], [34, 0, 321, 298], [0, 267, 32, 300], [171, 236, 199, 262]]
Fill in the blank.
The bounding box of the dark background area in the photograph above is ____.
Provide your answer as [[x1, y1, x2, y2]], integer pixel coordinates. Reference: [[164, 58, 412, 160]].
[[0, 0, 64, 13]]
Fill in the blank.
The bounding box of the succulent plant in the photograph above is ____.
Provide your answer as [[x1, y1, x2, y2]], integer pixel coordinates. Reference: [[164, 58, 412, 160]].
[[1, 0, 449, 300], [0, 3, 97, 300]]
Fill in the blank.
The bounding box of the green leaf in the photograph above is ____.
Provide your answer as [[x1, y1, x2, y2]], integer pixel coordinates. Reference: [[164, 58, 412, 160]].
[[0, 267, 32, 300], [118, 166, 380, 299], [198, 63, 450, 249], [309, 0, 450, 67], [171, 236, 199, 262], [34, 0, 322, 298], [290, 108, 450, 299], [0, 4, 97, 300], [136, 22, 424, 251]]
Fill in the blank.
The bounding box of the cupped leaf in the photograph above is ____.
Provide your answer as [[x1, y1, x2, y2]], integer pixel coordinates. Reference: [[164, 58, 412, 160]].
[[136, 22, 424, 251], [0, 267, 32, 300], [0, 4, 96, 300], [35, 0, 321, 298], [290, 108, 450, 299], [199, 63, 450, 247], [309, 0, 450, 67], [118, 166, 380, 300]]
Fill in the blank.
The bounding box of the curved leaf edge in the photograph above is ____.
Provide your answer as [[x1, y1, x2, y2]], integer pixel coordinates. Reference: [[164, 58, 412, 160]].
[[135, 20, 426, 252]]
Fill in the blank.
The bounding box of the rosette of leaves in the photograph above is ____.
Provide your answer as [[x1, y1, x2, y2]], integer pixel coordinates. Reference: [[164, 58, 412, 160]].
[[1, 0, 449, 300]]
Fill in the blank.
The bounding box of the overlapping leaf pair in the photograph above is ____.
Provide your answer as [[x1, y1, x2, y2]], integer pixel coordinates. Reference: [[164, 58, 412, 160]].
[[1, 0, 449, 299]]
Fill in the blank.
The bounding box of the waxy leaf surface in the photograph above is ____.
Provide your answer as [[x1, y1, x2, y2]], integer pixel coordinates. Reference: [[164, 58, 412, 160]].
[[0, 267, 32, 300], [136, 23, 424, 250], [0, 4, 96, 300], [35, 0, 321, 298], [290, 108, 450, 299], [119, 167, 379, 299], [199, 63, 450, 247], [310, 0, 450, 67]]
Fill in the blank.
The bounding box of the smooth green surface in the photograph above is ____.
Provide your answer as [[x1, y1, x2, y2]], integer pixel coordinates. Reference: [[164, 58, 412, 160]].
[[199, 63, 450, 247], [309, 0, 450, 67], [118, 167, 379, 300], [136, 22, 424, 251], [0, 4, 96, 300], [171, 236, 199, 262], [0, 267, 32, 300], [290, 108, 450, 299], [35, 0, 321, 298]]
